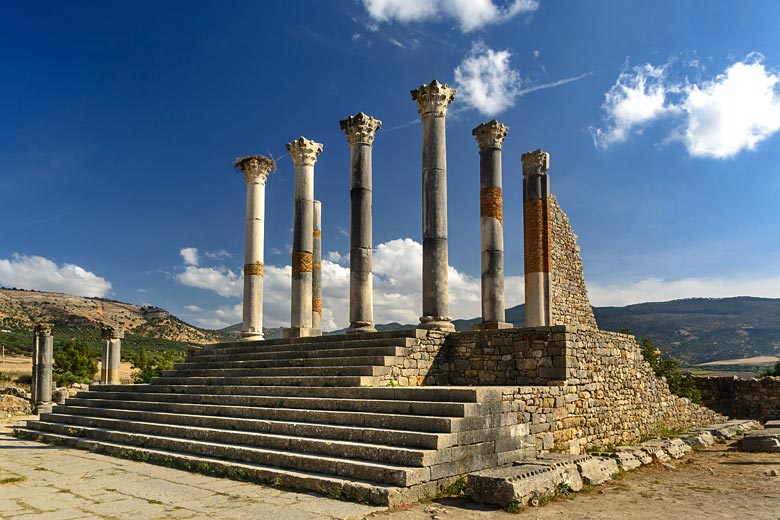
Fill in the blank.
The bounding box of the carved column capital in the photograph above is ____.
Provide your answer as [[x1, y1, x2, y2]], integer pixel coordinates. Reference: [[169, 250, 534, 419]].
[[522, 149, 550, 176], [472, 120, 509, 150], [234, 155, 275, 183], [34, 323, 52, 335], [340, 112, 382, 145], [411, 79, 456, 117], [100, 324, 124, 340], [286, 137, 324, 167]]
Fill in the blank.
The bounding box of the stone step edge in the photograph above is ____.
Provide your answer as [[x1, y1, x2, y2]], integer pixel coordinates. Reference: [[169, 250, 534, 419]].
[[11, 428, 400, 506], [22, 421, 428, 486], [160, 365, 393, 377], [199, 329, 426, 351], [174, 355, 405, 370], [41, 413, 438, 466], [149, 375, 379, 387]]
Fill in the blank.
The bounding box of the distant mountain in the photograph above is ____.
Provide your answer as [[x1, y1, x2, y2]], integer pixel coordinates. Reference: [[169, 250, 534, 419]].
[[0, 288, 230, 356], [321, 297, 780, 364]]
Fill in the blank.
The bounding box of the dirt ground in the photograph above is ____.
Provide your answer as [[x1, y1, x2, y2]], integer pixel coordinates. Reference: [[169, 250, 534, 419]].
[[373, 442, 780, 520]]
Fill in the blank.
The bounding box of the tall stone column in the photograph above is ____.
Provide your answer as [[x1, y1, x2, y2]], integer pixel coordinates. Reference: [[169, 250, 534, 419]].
[[311, 200, 323, 336], [522, 149, 552, 327], [340, 112, 382, 334], [33, 324, 53, 414], [235, 155, 276, 341], [473, 120, 512, 330], [286, 137, 323, 338], [30, 331, 39, 404], [101, 325, 123, 384], [411, 80, 456, 332]]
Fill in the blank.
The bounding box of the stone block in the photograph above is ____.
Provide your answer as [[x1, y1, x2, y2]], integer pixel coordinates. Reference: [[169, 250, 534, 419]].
[[737, 429, 780, 453], [590, 451, 641, 471]]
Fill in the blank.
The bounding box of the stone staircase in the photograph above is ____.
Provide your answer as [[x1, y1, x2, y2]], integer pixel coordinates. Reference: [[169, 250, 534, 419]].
[[15, 330, 534, 506]]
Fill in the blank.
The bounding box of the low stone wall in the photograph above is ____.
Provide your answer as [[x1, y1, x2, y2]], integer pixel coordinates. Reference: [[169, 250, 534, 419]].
[[381, 326, 725, 451], [694, 376, 780, 423]]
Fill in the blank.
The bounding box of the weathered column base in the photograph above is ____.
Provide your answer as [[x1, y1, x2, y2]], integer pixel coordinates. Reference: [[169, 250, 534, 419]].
[[473, 321, 513, 331], [240, 331, 264, 341], [283, 326, 320, 339], [33, 403, 53, 415], [347, 321, 377, 334], [418, 316, 456, 332]]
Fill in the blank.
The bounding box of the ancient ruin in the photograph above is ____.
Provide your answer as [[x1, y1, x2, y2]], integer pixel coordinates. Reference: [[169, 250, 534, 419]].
[[16, 79, 741, 506], [99, 325, 123, 384]]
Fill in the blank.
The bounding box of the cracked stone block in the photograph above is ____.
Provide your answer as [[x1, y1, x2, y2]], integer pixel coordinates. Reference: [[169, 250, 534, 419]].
[[737, 429, 780, 453]]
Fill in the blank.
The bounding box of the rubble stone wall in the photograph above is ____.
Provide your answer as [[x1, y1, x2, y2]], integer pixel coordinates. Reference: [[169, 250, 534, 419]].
[[549, 196, 598, 329], [694, 376, 780, 423]]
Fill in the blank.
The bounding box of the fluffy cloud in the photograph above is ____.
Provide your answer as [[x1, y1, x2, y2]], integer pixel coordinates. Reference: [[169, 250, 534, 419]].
[[592, 54, 780, 158], [362, 0, 539, 32], [0, 253, 112, 297], [591, 64, 673, 148], [176, 265, 242, 298], [588, 275, 780, 308], [180, 247, 199, 266], [454, 42, 521, 116]]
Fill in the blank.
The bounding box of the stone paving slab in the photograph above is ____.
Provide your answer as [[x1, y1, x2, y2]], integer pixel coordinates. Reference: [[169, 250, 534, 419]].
[[0, 419, 381, 520]]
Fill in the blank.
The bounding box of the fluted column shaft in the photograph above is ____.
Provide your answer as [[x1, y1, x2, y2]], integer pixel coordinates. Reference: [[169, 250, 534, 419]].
[[341, 112, 382, 334], [412, 80, 456, 332], [312, 200, 322, 335], [522, 149, 552, 327], [236, 155, 275, 341], [286, 137, 323, 338], [473, 120, 511, 329], [33, 324, 53, 414]]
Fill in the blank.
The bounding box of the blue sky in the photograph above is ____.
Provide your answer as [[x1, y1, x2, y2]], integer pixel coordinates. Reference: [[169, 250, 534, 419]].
[[2, 1, 779, 330]]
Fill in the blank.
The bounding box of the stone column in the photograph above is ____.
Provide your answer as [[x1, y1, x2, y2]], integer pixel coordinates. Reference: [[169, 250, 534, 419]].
[[33, 324, 53, 414], [30, 331, 39, 404], [235, 155, 276, 341], [101, 325, 123, 384], [340, 112, 382, 334], [473, 120, 512, 330], [285, 137, 323, 338], [522, 149, 552, 327], [311, 200, 323, 336], [411, 80, 456, 332]]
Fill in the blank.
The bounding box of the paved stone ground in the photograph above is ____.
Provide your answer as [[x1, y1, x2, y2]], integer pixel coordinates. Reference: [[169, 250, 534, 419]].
[[0, 416, 381, 520]]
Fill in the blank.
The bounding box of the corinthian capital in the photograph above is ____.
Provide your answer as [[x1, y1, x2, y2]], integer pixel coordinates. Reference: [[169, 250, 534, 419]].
[[472, 120, 509, 150], [521, 149, 550, 176], [340, 112, 382, 145], [234, 154, 276, 183], [411, 79, 456, 117], [286, 137, 324, 167]]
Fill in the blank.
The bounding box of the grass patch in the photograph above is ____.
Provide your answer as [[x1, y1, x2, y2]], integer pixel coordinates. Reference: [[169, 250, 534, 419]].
[[440, 476, 467, 497], [0, 476, 26, 484]]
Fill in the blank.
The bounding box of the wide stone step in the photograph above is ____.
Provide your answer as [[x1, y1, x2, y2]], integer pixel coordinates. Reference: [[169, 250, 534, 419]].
[[40, 413, 439, 467], [59, 398, 459, 432], [193, 335, 421, 357], [76, 391, 475, 417], [175, 355, 404, 371], [150, 375, 378, 387], [185, 346, 408, 364], [48, 405, 453, 449], [24, 420, 430, 486], [12, 428, 404, 506], [91, 384, 484, 403], [160, 365, 392, 378]]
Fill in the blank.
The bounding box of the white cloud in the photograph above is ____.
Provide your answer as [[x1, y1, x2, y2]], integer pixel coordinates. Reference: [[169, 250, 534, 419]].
[[592, 54, 780, 158], [176, 265, 242, 298], [362, 0, 539, 33], [204, 249, 232, 261], [588, 275, 780, 307], [0, 253, 112, 297], [184, 305, 203, 312], [454, 42, 521, 116], [591, 63, 673, 148], [180, 247, 199, 266], [681, 57, 780, 158]]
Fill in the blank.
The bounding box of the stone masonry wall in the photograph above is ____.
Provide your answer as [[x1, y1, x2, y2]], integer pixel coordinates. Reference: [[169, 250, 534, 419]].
[[549, 196, 598, 329], [694, 376, 780, 423]]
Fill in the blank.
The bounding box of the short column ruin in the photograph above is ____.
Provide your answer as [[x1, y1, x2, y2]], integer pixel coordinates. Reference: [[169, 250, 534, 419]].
[[340, 112, 382, 334], [473, 120, 511, 330], [33, 324, 53, 414], [522, 149, 552, 327], [286, 137, 323, 338], [101, 325, 123, 384], [411, 79, 456, 332], [311, 200, 323, 336], [235, 155, 275, 341]]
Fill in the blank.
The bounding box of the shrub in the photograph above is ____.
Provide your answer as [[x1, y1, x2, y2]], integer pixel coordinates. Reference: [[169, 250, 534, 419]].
[[54, 339, 98, 385], [640, 338, 702, 404], [130, 349, 184, 383]]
